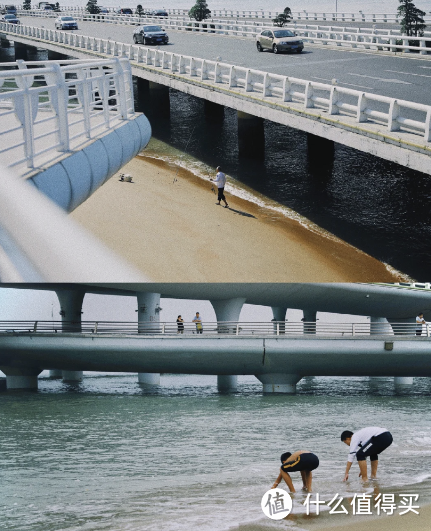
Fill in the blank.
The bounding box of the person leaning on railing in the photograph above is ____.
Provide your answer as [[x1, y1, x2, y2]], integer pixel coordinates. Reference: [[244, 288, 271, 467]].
[[176, 315, 184, 334], [416, 312, 426, 336]]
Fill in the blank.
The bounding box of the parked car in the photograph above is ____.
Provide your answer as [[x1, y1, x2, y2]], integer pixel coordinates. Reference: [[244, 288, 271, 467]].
[[2, 13, 20, 23], [3, 4, 17, 15], [115, 8, 133, 15], [151, 9, 168, 17], [133, 25, 169, 45], [99, 7, 109, 14], [256, 29, 304, 54], [55, 16, 78, 30]]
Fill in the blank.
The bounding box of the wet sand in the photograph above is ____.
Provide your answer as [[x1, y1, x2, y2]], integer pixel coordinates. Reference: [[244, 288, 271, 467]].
[[71, 156, 410, 282]]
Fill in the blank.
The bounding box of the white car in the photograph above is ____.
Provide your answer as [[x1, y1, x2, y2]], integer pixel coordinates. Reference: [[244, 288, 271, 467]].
[[55, 16, 78, 30]]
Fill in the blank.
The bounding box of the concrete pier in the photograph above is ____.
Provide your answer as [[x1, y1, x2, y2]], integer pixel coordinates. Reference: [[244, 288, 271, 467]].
[[211, 297, 245, 391], [303, 309, 317, 334], [49, 370, 63, 379], [307, 133, 335, 165], [14, 42, 28, 60], [62, 371, 83, 383], [256, 373, 303, 394], [204, 100, 224, 122], [137, 292, 162, 386], [272, 306, 288, 333], [237, 111, 264, 159], [0, 367, 41, 390]]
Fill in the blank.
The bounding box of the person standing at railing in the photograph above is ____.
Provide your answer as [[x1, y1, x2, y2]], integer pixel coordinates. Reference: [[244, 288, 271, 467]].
[[416, 313, 426, 336], [176, 315, 184, 334], [192, 312, 203, 334], [210, 166, 229, 208]]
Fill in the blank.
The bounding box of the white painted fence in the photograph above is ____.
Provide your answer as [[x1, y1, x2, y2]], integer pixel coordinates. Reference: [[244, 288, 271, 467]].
[[0, 164, 147, 282], [0, 56, 134, 169], [2, 22, 431, 145], [13, 11, 431, 55], [10, 6, 431, 24]]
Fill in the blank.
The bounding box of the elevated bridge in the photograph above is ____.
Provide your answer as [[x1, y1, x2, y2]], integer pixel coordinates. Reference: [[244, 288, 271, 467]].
[[1, 20, 431, 174]]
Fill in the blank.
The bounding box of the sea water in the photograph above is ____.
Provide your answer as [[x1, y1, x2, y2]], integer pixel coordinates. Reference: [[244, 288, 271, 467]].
[[1, 373, 431, 531]]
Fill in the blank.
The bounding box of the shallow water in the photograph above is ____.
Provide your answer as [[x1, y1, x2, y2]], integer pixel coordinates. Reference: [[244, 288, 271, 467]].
[[1, 374, 431, 531]]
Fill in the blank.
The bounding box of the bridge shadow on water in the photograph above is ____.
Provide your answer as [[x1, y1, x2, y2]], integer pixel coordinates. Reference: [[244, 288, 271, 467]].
[[135, 81, 431, 280]]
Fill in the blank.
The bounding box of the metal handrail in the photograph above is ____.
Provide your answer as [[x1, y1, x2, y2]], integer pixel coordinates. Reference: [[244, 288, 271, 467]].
[[2, 22, 430, 147], [0, 320, 428, 337]]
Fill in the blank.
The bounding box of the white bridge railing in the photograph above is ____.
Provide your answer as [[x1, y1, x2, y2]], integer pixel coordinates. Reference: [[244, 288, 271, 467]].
[[0, 57, 134, 170], [0, 320, 429, 337], [12, 7, 431, 24], [12, 12, 431, 54], [2, 22, 430, 145]]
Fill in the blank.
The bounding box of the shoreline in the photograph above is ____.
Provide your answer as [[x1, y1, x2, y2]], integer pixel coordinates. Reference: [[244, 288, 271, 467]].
[[71, 155, 411, 283]]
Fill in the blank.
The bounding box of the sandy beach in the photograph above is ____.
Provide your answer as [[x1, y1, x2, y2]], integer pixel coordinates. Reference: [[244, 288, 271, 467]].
[[71, 155, 410, 282]]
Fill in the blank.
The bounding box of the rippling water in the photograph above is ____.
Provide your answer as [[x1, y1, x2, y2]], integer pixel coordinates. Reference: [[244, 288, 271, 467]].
[[1, 374, 431, 531]]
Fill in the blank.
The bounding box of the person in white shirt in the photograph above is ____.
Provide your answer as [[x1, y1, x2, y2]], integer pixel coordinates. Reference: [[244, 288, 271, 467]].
[[416, 313, 426, 336], [210, 166, 229, 208], [341, 427, 393, 482]]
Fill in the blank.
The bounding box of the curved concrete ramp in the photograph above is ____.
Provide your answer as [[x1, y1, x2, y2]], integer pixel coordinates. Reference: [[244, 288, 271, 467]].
[[29, 114, 151, 212]]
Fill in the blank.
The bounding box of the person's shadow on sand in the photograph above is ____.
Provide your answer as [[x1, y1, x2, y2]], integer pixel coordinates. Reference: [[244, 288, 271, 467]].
[[225, 207, 256, 219]]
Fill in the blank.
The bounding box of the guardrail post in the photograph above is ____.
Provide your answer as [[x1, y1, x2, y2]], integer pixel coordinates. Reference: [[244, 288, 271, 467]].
[[427, 323, 430, 337], [162, 323, 166, 334], [388, 100, 400, 132], [33, 321, 38, 332], [94, 322, 98, 333], [277, 323, 280, 336], [352, 323, 356, 336], [420, 39, 428, 55], [304, 81, 314, 108], [425, 110, 431, 142], [236, 323, 239, 335], [229, 65, 236, 88], [282, 77, 292, 102], [328, 86, 339, 115], [357, 93, 368, 122]]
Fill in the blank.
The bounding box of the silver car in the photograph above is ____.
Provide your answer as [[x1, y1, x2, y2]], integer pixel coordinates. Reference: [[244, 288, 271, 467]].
[[55, 16, 78, 30], [256, 29, 304, 54]]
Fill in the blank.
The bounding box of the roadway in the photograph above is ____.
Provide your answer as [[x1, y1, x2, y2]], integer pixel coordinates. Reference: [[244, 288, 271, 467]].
[[15, 16, 431, 106]]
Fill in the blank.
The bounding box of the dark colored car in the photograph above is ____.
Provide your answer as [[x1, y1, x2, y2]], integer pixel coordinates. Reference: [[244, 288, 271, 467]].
[[2, 13, 19, 23], [116, 8, 133, 15], [151, 9, 168, 17], [133, 25, 169, 45], [256, 29, 304, 54]]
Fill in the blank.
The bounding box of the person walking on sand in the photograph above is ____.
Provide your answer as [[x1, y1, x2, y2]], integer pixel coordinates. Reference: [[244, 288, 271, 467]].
[[192, 312, 203, 334], [271, 450, 319, 493], [210, 166, 229, 208], [341, 427, 393, 482], [416, 312, 426, 336]]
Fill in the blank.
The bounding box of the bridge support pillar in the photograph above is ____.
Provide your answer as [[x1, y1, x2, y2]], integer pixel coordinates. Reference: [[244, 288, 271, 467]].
[[204, 100, 224, 122], [307, 133, 335, 164], [14, 42, 28, 61], [1, 367, 41, 390], [137, 292, 162, 385], [237, 111, 264, 159], [272, 306, 288, 333], [63, 371, 83, 382], [211, 297, 245, 391], [387, 317, 415, 387], [369, 317, 389, 380], [149, 81, 170, 118], [303, 309, 317, 334], [49, 370, 63, 379], [0, 37, 11, 48], [394, 377, 414, 386], [217, 375, 237, 392], [56, 289, 86, 382], [256, 373, 302, 394]]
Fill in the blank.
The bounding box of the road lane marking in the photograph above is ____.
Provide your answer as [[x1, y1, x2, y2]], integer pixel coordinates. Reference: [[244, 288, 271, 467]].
[[348, 73, 412, 84], [385, 69, 431, 78], [311, 77, 375, 90]]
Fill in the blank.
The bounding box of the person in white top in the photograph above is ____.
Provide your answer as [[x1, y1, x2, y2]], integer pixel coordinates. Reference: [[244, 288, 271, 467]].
[[416, 313, 426, 336], [341, 427, 393, 482], [210, 166, 229, 208]]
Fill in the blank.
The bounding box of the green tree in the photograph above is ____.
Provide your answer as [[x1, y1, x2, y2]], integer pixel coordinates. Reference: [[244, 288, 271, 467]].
[[136, 4, 144, 16], [397, 0, 426, 36], [23, 0, 31, 10], [188, 0, 211, 22], [86, 0, 101, 15], [273, 7, 292, 27]]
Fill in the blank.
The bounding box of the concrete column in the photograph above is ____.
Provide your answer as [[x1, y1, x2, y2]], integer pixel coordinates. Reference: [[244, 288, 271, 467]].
[[387, 317, 415, 387], [56, 289, 85, 382], [137, 292, 162, 385], [0, 37, 11, 48], [210, 298, 246, 392], [256, 373, 302, 394], [237, 111, 264, 159], [204, 100, 224, 122], [0, 367, 42, 390], [149, 81, 170, 118], [369, 317, 389, 380], [272, 306, 288, 334], [307, 133, 334, 165], [14, 42, 28, 60], [49, 370, 63, 379], [302, 309, 317, 335]]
